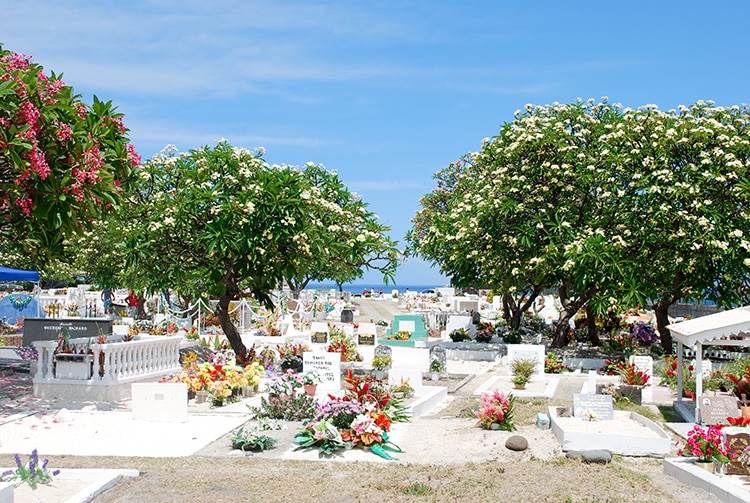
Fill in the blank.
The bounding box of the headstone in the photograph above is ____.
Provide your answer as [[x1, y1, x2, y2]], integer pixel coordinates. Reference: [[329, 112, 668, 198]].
[[506, 344, 545, 376], [389, 368, 423, 391], [374, 344, 392, 359], [429, 344, 447, 373], [303, 352, 341, 390], [397, 320, 416, 333], [628, 355, 653, 377], [23, 317, 113, 346], [725, 429, 750, 475], [340, 308, 353, 323], [131, 382, 188, 422], [572, 393, 614, 421], [698, 395, 739, 426], [357, 322, 377, 345], [445, 315, 472, 335], [309, 321, 329, 344], [505, 435, 528, 451]]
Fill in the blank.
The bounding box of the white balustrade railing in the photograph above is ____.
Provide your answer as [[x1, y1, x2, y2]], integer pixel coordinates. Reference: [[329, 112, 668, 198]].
[[33, 335, 182, 384]]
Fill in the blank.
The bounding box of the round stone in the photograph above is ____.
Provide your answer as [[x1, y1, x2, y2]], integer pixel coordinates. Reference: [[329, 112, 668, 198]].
[[505, 435, 528, 451]]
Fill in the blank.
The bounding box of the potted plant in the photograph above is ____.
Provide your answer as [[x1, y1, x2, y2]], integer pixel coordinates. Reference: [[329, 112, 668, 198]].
[[301, 370, 320, 396], [449, 328, 469, 342], [510, 357, 537, 390], [429, 359, 445, 381], [230, 427, 278, 452], [617, 362, 651, 405], [677, 424, 732, 472], [391, 378, 415, 399], [372, 354, 392, 380]]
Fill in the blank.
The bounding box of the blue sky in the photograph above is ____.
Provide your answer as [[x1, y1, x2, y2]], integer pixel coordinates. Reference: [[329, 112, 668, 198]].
[[2, 1, 749, 286]]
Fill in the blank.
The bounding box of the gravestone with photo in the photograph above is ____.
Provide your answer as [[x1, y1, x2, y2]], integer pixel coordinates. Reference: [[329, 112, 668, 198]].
[[698, 395, 739, 426], [627, 354, 653, 403]]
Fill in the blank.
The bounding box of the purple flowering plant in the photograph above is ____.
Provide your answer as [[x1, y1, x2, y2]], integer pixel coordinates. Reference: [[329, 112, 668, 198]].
[[631, 322, 658, 346], [0, 449, 60, 489], [315, 397, 364, 429], [14, 346, 37, 361]]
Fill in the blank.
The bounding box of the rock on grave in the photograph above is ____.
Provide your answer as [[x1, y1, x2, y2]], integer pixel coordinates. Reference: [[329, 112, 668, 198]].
[[505, 435, 528, 451], [565, 449, 612, 464]]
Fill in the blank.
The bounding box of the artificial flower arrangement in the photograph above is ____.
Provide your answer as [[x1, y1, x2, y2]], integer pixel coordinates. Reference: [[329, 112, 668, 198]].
[[0, 449, 60, 489], [618, 362, 651, 387], [475, 390, 516, 430], [473, 321, 495, 343], [386, 330, 412, 341], [292, 370, 409, 459], [326, 326, 362, 362], [676, 424, 733, 463], [391, 378, 415, 398], [149, 319, 179, 335], [544, 352, 568, 374]]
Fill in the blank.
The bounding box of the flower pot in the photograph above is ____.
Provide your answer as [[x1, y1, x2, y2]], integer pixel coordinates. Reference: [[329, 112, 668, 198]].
[[303, 384, 317, 396], [514, 383, 526, 390], [431, 372, 439, 381], [375, 370, 386, 380], [694, 459, 714, 473]]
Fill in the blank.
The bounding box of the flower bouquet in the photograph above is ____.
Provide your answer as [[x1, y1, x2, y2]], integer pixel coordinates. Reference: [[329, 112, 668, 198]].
[[475, 390, 516, 430], [677, 424, 732, 463]]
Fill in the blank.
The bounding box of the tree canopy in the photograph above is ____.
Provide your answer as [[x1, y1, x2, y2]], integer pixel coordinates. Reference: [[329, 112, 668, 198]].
[[409, 99, 750, 349], [0, 45, 139, 267], [122, 142, 398, 357]]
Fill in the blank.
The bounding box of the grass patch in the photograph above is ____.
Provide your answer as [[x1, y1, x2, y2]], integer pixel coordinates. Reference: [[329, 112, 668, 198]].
[[400, 481, 435, 496]]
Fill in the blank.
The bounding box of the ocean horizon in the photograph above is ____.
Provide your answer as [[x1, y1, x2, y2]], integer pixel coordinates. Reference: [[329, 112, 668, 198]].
[[305, 282, 449, 295]]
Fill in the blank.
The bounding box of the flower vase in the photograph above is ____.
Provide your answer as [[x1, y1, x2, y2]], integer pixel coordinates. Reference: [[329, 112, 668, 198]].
[[195, 391, 209, 404], [375, 370, 386, 380], [694, 459, 714, 473], [431, 372, 439, 381], [303, 384, 317, 396]]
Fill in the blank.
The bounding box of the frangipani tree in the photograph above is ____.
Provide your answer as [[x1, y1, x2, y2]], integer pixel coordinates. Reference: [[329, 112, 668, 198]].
[[283, 163, 398, 296], [410, 98, 750, 350], [124, 142, 397, 358], [0, 45, 140, 266]]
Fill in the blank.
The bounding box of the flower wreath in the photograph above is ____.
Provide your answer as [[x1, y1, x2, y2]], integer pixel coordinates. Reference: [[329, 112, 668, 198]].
[[8, 294, 32, 310]]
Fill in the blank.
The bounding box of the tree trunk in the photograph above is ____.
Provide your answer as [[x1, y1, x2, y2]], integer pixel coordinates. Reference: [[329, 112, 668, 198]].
[[654, 293, 680, 355], [586, 303, 600, 346], [136, 296, 147, 319], [216, 290, 246, 361], [502, 289, 540, 331], [653, 272, 685, 355], [551, 281, 596, 348]]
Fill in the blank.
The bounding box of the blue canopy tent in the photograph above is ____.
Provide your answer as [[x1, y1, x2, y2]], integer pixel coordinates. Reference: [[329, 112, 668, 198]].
[[0, 266, 41, 317]]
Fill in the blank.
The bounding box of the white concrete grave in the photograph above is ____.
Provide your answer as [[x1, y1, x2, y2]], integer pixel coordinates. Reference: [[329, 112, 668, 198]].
[[303, 352, 341, 390], [131, 382, 188, 422], [506, 344, 545, 376]]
